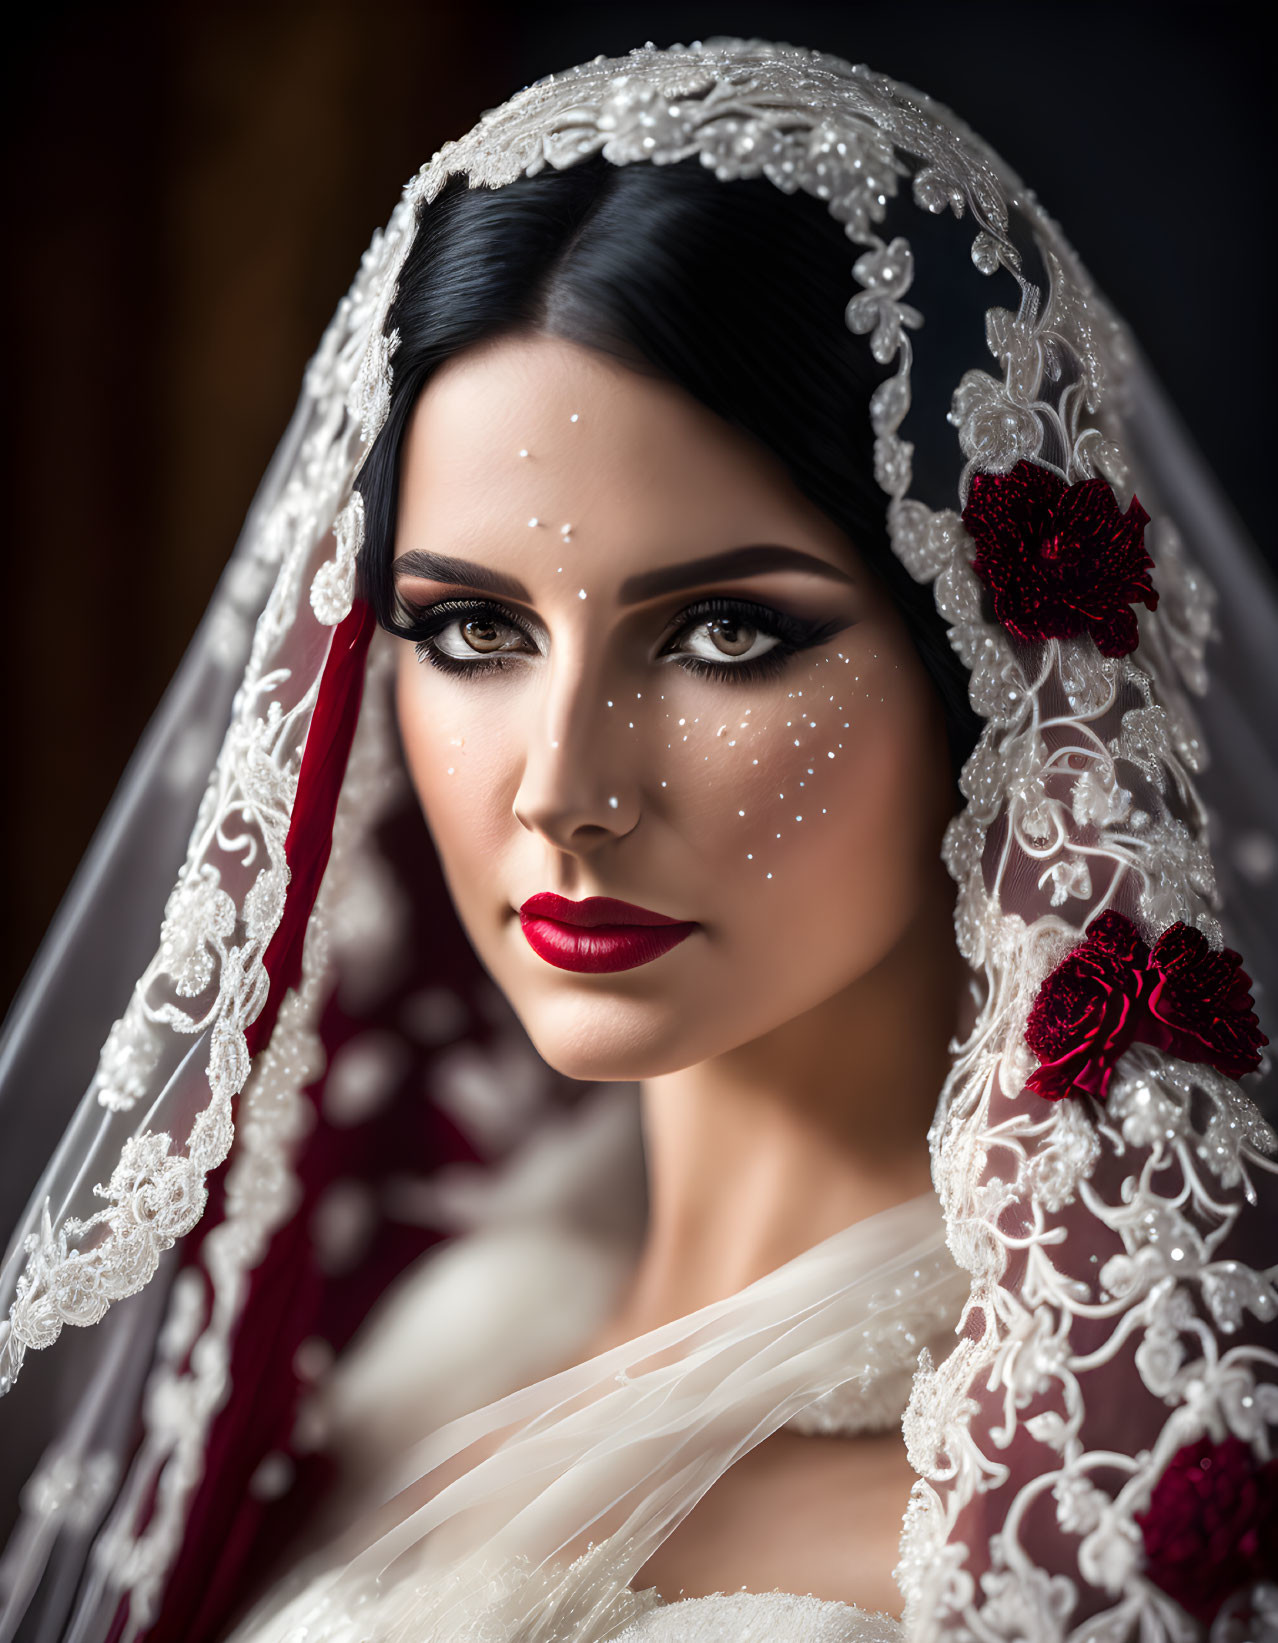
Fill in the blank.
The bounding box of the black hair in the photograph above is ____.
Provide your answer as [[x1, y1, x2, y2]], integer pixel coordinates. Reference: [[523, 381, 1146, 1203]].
[[355, 152, 982, 784]]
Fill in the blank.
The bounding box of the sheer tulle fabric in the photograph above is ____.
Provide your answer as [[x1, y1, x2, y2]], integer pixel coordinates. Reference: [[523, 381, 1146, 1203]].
[[226, 1193, 964, 1642]]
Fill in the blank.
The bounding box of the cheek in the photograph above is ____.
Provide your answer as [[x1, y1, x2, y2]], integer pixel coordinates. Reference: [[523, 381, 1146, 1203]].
[[395, 654, 519, 893], [684, 643, 950, 977]]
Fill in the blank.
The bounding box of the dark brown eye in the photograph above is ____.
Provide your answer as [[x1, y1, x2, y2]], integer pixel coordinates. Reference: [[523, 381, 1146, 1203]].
[[402, 598, 539, 675], [705, 616, 758, 657], [674, 613, 779, 667], [656, 594, 849, 686], [431, 609, 532, 663], [459, 616, 509, 653]]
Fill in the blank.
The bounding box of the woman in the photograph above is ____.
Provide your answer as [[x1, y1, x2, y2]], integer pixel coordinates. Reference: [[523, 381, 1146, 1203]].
[[1, 35, 1276, 1643]]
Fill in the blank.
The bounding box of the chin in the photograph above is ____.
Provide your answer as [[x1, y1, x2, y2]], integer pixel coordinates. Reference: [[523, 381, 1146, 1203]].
[[513, 990, 707, 1084]]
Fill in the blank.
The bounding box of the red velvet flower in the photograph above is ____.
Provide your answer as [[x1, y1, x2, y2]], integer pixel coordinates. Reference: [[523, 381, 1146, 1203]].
[[1135, 1435, 1278, 1624], [1024, 911, 1267, 1101], [962, 460, 1158, 657]]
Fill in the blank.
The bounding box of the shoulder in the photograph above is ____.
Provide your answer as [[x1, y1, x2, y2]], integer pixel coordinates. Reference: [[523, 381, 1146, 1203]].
[[611, 1591, 902, 1643]]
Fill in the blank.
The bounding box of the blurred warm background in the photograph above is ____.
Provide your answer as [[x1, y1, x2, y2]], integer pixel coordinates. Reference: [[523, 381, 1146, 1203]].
[[3, 0, 1273, 1013]]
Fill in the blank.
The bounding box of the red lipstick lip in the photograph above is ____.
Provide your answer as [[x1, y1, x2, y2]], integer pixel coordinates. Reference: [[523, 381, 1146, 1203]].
[[519, 893, 691, 929], [516, 894, 698, 975]]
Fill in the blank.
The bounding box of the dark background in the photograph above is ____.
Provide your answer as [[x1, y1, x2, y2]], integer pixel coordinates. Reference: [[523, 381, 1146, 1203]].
[[2, 0, 1273, 1013]]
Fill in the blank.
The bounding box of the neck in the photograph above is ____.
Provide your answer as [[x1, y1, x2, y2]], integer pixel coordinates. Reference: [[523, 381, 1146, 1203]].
[[598, 879, 968, 1344]]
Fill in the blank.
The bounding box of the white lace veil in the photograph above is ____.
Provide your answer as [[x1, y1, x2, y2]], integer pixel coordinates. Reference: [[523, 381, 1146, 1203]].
[[2, 36, 1276, 1643]]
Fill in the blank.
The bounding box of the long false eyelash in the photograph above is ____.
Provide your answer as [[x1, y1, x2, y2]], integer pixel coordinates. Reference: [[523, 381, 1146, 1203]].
[[414, 644, 509, 678], [399, 594, 845, 682], [400, 597, 538, 677], [659, 595, 845, 685]]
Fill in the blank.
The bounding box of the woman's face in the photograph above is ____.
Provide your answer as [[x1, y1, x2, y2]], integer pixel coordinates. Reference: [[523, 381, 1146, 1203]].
[[392, 332, 958, 1081]]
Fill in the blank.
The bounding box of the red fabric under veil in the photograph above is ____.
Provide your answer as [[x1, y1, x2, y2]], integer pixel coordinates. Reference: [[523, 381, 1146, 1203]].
[[92, 601, 491, 1643]]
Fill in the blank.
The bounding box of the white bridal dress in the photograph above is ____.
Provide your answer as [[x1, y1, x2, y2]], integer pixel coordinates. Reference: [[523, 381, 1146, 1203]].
[[224, 1085, 968, 1643]]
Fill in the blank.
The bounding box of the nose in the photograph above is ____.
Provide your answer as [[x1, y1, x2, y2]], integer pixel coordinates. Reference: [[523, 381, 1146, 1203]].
[[512, 661, 642, 853]]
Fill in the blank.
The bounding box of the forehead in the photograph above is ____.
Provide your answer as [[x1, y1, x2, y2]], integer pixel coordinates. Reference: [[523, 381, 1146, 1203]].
[[396, 332, 857, 577]]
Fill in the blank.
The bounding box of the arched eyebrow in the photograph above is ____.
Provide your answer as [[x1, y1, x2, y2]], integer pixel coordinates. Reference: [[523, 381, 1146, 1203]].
[[393, 551, 531, 601], [618, 545, 854, 603], [391, 543, 854, 604]]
